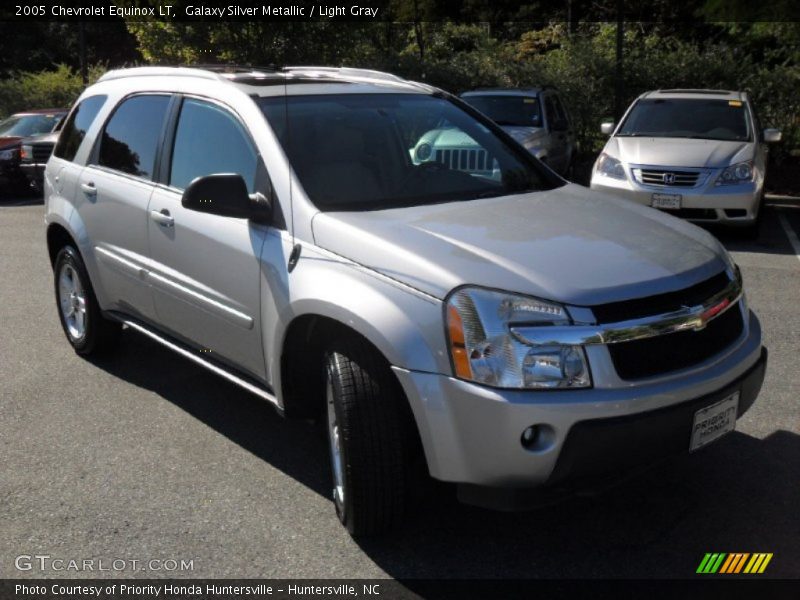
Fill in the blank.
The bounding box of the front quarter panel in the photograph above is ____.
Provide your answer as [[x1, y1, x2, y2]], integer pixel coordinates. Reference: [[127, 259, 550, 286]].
[[264, 235, 450, 407]]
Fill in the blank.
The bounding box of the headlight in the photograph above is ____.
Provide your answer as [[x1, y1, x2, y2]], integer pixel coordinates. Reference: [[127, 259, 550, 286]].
[[595, 153, 626, 180], [446, 287, 591, 389], [415, 143, 432, 162], [716, 160, 753, 185], [0, 147, 19, 161]]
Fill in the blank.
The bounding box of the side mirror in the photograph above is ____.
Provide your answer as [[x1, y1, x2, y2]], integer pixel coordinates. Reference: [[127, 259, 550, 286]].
[[763, 128, 782, 143], [600, 122, 615, 135], [182, 173, 272, 221]]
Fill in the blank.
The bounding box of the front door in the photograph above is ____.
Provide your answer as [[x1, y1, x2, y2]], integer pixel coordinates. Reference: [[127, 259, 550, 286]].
[[146, 97, 269, 379]]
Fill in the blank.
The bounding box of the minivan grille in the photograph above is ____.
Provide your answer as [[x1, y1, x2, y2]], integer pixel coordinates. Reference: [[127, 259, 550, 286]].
[[434, 148, 495, 173], [608, 305, 744, 380], [638, 168, 701, 187]]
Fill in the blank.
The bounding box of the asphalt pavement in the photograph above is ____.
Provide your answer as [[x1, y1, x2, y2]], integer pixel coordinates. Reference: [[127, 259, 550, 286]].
[[1, 194, 798, 580]]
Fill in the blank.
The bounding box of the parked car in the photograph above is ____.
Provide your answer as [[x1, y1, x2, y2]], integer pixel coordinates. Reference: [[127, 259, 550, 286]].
[[460, 87, 576, 176], [20, 130, 61, 193], [0, 109, 66, 193], [45, 67, 766, 535], [590, 90, 780, 237]]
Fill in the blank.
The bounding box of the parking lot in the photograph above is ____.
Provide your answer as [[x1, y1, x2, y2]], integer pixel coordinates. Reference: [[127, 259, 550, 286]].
[[0, 192, 798, 580]]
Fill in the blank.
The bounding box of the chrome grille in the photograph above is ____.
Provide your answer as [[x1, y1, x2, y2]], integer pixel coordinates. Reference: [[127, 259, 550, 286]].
[[435, 148, 495, 173], [636, 168, 702, 187], [31, 144, 54, 163]]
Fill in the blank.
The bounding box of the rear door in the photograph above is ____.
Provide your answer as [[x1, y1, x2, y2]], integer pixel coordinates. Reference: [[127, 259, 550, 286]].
[[47, 95, 107, 224], [146, 96, 270, 379], [78, 94, 172, 320]]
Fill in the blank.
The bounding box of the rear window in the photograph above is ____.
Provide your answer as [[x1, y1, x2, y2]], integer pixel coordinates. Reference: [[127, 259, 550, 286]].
[[53, 96, 106, 161]]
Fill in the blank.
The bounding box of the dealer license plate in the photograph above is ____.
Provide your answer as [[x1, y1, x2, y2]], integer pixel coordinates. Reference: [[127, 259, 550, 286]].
[[651, 193, 682, 209], [689, 391, 739, 452]]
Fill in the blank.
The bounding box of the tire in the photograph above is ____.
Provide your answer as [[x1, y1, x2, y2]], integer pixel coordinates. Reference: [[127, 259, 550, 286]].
[[54, 245, 120, 355], [323, 337, 418, 536]]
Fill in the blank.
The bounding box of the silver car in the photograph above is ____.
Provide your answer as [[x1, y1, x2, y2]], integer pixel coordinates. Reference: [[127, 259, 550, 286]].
[[591, 89, 781, 237], [461, 88, 576, 176], [45, 67, 766, 535]]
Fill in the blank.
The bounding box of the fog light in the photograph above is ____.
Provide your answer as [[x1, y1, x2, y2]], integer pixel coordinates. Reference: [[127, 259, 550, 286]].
[[521, 425, 540, 449]]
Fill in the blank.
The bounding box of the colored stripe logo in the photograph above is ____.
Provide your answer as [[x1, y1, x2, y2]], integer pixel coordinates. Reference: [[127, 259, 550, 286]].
[[697, 552, 773, 574]]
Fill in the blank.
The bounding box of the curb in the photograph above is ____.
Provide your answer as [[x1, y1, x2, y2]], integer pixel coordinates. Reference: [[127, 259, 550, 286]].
[[765, 194, 800, 207]]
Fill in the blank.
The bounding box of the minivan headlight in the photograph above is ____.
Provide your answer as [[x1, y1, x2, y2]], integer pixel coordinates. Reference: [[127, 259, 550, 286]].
[[446, 287, 591, 389], [716, 161, 753, 185], [595, 153, 626, 180]]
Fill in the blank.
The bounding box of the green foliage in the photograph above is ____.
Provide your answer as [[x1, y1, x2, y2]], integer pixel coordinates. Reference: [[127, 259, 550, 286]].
[[0, 64, 106, 118], [112, 20, 800, 161]]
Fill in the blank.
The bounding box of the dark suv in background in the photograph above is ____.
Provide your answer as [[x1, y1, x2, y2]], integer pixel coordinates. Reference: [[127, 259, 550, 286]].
[[461, 87, 576, 176], [0, 109, 66, 194]]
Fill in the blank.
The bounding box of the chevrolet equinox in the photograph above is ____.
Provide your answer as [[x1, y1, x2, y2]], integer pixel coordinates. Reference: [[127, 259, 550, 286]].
[[44, 66, 767, 535]]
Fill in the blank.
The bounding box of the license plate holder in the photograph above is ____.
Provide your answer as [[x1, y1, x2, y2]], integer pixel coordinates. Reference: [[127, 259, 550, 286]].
[[690, 391, 739, 452], [651, 193, 682, 209]]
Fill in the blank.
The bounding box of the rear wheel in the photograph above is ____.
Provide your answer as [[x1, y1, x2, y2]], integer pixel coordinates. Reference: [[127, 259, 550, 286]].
[[324, 337, 417, 536], [54, 245, 120, 355]]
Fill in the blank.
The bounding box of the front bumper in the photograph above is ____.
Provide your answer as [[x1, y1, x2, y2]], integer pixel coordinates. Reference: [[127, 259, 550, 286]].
[[392, 310, 764, 503], [590, 171, 762, 226], [19, 163, 45, 187]]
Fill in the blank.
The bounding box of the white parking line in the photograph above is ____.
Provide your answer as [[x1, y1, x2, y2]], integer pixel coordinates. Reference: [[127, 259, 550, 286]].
[[777, 209, 800, 263]]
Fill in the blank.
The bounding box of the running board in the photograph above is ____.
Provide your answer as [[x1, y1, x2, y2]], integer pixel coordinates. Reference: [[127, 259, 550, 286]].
[[112, 315, 280, 408]]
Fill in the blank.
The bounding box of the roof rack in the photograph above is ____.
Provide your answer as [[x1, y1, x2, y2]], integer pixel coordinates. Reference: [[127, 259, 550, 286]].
[[655, 89, 735, 95], [185, 63, 279, 73], [96, 64, 429, 92]]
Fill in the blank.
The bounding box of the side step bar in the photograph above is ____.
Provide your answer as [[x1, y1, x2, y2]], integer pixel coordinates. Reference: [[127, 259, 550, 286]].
[[110, 315, 280, 409]]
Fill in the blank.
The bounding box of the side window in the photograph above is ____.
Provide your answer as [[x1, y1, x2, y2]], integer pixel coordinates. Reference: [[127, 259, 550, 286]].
[[553, 95, 570, 128], [169, 98, 258, 192], [97, 95, 171, 180], [545, 95, 568, 131], [53, 95, 107, 161]]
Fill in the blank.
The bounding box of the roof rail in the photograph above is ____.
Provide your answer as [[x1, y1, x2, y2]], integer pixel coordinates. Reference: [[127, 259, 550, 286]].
[[283, 66, 406, 83], [656, 89, 736, 95], [186, 63, 279, 73], [97, 66, 223, 82]]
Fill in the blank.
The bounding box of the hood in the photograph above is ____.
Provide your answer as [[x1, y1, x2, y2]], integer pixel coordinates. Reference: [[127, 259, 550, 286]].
[[22, 131, 59, 145], [501, 125, 547, 150], [0, 136, 22, 149], [609, 136, 752, 168], [311, 184, 728, 306]]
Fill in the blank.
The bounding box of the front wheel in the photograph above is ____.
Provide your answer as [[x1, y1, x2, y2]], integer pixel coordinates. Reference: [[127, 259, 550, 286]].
[[324, 337, 417, 536], [54, 245, 120, 355]]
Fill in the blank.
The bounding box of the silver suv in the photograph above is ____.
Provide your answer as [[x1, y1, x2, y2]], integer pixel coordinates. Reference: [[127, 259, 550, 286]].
[[45, 67, 767, 535], [461, 87, 576, 176], [591, 89, 781, 237]]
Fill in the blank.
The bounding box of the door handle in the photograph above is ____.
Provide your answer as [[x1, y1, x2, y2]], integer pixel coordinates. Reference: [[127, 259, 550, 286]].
[[150, 209, 174, 228], [80, 181, 97, 196]]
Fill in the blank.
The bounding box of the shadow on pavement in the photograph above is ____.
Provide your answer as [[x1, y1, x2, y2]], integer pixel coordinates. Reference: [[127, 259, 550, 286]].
[[88, 330, 332, 499], [88, 328, 799, 578]]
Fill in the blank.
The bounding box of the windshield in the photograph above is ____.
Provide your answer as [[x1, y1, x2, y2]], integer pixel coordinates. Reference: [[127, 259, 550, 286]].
[[257, 93, 553, 211], [461, 95, 542, 127], [617, 98, 750, 141], [0, 114, 62, 137]]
